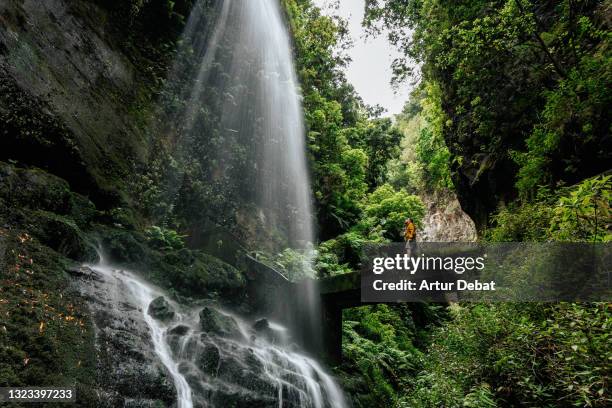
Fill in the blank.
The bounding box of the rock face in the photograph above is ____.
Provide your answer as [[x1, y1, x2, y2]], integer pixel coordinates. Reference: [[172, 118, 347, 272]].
[[0, 0, 172, 206], [419, 190, 478, 242], [76, 266, 176, 407]]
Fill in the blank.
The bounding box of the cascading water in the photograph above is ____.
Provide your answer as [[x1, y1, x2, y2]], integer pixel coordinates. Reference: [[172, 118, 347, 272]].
[[164, 0, 314, 249], [81, 257, 347, 407], [159, 0, 324, 356], [78, 1, 346, 406]]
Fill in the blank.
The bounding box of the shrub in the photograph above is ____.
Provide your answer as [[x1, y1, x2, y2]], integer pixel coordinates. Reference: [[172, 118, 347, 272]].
[[356, 184, 426, 241], [145, 226, 186, 251]]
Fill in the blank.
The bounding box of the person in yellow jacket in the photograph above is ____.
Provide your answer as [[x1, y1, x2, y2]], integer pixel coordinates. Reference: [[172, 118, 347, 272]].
[[404, 218, 416, 255]]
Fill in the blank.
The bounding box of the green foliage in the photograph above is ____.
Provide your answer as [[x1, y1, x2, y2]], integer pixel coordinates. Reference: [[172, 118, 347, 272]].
[[486, 176, 611, 242], [393, 84, 453, 192], [347, 118, 403, 188], [284, 0, 404, 238], [485, 188, 556, 242], [514, 12, 612, 195], [401, 303, 611, 408], [314, 231, 369, 276], [339, 304, 419, 408], [254, 248, 316, 281], [549, 176, 612, 242], [414, 177, 611, 407], [314, 239, 353, 276], [356, 184, 425, 241], [365, 0, 611, 222], [102, 227, 245, 298], [312, 184, 425, 275], [145, 226, 186, 251]]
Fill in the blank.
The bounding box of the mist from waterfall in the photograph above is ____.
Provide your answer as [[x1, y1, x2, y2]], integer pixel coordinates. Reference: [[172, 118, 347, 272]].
[[105, 0, 345, 405], [163, 0, 314, 250]]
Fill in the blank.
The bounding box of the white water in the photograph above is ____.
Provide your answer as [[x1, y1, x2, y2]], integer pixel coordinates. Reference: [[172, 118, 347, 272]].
[[168, 0, 314, 248], [95, 1, 345, 405], [88, 258, 193, 408], [162, 0, 324, 363], [86, 258, 347, 408]]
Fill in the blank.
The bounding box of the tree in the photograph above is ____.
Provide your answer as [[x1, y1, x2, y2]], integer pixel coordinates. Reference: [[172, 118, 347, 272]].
[[364, 0, 611, 225]]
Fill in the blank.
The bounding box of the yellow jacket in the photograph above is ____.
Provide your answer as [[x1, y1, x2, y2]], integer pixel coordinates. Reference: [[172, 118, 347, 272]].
[[404, 222, 416, 240]]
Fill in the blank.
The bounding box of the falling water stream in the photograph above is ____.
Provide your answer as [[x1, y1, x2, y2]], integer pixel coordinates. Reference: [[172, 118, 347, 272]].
[[81, 0, 346, 405], [84, 258, 347, 407], [167, 0, 314, 248]]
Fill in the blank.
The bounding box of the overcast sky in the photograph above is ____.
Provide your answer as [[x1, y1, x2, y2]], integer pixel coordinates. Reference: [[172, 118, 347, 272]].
[[312, 0, 411, 116]]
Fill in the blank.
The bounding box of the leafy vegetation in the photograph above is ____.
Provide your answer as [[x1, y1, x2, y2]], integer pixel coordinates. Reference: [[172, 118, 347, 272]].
[[340, 304, 420, 408], [0, 0, 609, 407], [145, 225, 186, 251], [296, 1, 612, 407], [364, 0, 611, 225], [284, 0, 408, 239], [390, 83, 453, 193], [400, 302, 610, 408]]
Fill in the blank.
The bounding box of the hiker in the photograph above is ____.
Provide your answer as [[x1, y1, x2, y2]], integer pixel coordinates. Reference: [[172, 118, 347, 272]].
[[404, 218, 416, 255]]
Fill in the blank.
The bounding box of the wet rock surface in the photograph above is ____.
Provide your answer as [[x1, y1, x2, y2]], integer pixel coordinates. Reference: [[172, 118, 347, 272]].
[[72, 255, 346, 408], [76, 266, 176, 407], [199, 306, 242, 339], [167, 303, 345, 408], [148, 296, 175, 321]]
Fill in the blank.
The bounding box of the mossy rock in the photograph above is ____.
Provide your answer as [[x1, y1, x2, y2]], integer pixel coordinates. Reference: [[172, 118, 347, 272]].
[[100, 228, 149, 264], [147, 296, 175, 322], [0, 162, 98, 229], [152, 249, 246, 298], [0, 161, 72, 214], [28, 210, 97, 261], [199, 307, 242, 339], [96, 228, 246, 299]]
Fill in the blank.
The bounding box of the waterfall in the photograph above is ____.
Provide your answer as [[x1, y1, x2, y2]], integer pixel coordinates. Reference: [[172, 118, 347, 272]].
[[82, 2, 348, 405], [83, 258, 347, 408], [157, 0, 325, 357], [164, 0, 314, 249]]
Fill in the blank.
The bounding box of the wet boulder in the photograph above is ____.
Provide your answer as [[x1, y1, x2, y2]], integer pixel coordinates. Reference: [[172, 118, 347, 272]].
[[168, 325, 190, 336], [147, 296, 174, 321], [253, 318, 269, 332], [197, 343, 221, 375], [252, 318, 287, 345], [199, 307, 242, 339], [29, 210, 97, 261]]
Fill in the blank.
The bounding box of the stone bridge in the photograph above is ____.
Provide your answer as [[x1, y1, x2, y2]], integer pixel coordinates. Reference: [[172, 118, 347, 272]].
[[318, 272, 362, 363]]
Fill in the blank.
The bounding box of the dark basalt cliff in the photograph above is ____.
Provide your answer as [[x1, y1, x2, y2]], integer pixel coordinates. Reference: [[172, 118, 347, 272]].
[[0, 0, 189, 208]]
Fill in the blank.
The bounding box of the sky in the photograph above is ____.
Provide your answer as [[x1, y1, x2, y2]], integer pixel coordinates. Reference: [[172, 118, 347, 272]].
[[312, 0, 411, 116]]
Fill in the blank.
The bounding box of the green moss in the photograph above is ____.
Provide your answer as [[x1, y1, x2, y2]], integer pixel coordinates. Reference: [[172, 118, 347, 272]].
[[98, 226, 246, 300], [0, 229, 97, 401], [28, 211, 97, 262]]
